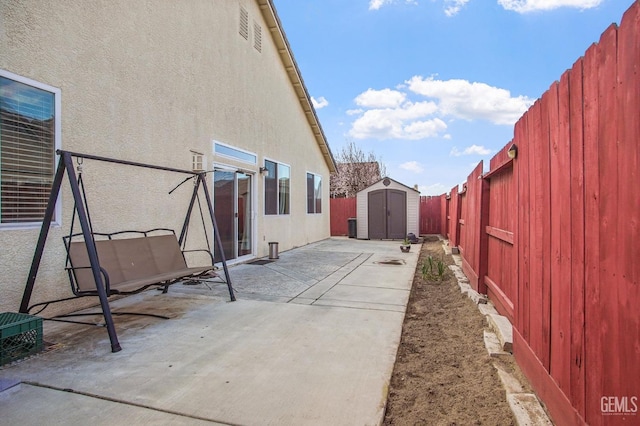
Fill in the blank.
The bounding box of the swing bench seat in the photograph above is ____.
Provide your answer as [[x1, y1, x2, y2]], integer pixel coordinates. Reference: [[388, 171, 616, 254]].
[[65, 230, 217, 296]]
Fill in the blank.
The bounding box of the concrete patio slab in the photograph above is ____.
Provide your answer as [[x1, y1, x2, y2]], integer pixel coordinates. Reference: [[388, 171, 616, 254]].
[[1, 383, 220, 425], [0, 237, 420, 426]]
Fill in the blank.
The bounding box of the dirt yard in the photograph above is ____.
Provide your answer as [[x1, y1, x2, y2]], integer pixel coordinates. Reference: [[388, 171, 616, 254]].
[[383, 238, 527, 425]]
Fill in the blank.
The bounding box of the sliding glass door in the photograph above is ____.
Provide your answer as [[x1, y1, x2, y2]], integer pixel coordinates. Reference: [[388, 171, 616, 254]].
[[213, 170, 253, 262]]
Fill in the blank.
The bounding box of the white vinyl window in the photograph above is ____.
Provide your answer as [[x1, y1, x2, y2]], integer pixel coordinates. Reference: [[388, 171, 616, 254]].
[[214, 141, 256, 165], [0, 70, 61, 228]]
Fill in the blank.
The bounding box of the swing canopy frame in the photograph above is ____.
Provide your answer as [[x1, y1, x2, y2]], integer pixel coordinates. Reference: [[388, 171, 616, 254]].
[[20, 150, 235, 353]]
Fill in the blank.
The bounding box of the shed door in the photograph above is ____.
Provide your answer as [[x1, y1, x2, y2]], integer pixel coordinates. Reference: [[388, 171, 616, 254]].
[[368, 190, 387, 239], [368, 189, 406, 239], [387, 189, 407, 239]]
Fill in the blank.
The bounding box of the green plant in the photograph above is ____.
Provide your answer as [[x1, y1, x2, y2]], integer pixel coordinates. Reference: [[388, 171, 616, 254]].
[[421, 255, 448, 281], [436, 259, 447, 280], [421, 259, 432, 279]]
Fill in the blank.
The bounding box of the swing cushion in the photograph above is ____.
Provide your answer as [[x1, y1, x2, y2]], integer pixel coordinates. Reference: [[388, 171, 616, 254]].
[[68, 234, 215, 294]]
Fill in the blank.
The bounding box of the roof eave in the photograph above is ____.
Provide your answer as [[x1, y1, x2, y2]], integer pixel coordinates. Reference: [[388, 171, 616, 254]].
[[257, 0, 337, 173]]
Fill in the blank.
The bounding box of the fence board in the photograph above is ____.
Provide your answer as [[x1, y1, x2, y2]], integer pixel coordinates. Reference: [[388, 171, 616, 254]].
[[458, 163, 488, 292], [582, 38, 602, 425], [448, 185, 461, 247], [549, 74, 573, 397], [485, 225, 513, 245], [441, 194, 449, 240], [528, 98, 549, 370], [568, 56, 586, 418], [329, 198, 356, 236], [419, 196, 442, 234], [516, 113, 530, 339], [616, 4, 640, 418], [590, 25, 620, 426], [458, 185, 467, 260], [485, 152, 516, 322], [541, 91, 553, 373]]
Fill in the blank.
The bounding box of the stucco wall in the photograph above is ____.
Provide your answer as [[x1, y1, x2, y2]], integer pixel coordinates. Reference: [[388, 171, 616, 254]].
[[0, 0, 331, 314], [356, 179, 420, 239]]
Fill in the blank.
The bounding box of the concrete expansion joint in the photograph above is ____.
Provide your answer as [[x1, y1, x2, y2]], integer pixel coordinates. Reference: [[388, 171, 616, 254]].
[[0, 378, 20, 393], [263, 262, 318, 286], [288, 252, 374, 304], [22, 380, 232, 424], [443, 241, 553, 426], [327, 252, 372, 283]]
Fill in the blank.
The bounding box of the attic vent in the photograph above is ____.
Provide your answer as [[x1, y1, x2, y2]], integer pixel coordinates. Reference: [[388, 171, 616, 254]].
[[239, 6, 249, 40], [253, 21, 262, 52]]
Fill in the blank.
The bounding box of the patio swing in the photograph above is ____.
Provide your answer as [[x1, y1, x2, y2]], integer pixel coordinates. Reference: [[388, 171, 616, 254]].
[[19, 150, 235, 352]]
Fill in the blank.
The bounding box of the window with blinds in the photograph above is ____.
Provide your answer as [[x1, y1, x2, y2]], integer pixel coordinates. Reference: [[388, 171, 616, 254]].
[[0, 72, 58, 226]]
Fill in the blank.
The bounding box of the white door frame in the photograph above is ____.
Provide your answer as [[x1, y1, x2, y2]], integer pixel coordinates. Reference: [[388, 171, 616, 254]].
[[212, 162, 257, 264]]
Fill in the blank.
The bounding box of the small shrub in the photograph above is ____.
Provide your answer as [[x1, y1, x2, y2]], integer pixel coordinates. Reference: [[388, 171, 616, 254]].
[[421, 254, 448, 282]]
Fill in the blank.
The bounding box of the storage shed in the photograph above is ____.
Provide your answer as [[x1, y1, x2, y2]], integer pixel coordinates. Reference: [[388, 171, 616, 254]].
[[356, 178, 420, 240]]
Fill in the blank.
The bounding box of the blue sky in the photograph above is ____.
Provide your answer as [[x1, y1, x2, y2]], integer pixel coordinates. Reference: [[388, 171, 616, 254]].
[[271, 0, 633, 195]]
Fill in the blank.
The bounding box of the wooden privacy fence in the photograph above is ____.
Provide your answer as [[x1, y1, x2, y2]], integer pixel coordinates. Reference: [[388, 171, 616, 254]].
[[426, 3, 640, 425], [418, 196, 442, 234], [329, 197, 356, 236]]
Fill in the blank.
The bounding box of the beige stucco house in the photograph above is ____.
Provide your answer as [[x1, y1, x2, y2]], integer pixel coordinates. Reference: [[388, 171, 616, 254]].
[[0, 0, 336, 314]]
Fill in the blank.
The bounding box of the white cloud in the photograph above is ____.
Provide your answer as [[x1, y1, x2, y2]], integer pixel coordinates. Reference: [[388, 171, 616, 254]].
[[349, 100, 446, 140], [400, 161, 424, 174], [354, 88, 407, 108], [444, 0, 470, 16], [498, 0, 603, 13], [311, 96, 329, 109], [369, 0, 417, 10], [403, 119, 448, 138], [348, 76, 532, 142], [406, 75, 533, 125], [365, 0, 589, 16], [450, 144, 493, 156], [419, 183, 448, 196], [369, 0, 391, 10]]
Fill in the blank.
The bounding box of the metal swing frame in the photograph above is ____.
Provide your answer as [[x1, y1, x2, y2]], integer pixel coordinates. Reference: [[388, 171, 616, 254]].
[[19, 150, 235, 353]]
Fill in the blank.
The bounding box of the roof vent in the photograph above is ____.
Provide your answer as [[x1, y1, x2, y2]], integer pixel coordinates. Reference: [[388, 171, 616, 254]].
[[253, 21, 262, 52], [239, 6, 249, 40]]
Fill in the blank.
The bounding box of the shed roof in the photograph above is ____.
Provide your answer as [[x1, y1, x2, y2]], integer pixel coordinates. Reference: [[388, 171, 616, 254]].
[[356, 177, 421, 195]]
